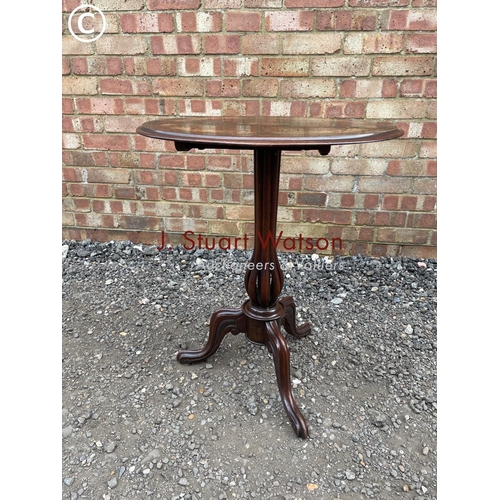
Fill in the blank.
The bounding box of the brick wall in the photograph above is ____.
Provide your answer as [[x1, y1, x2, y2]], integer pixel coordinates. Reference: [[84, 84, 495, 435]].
[[62, 0, 437, 259]]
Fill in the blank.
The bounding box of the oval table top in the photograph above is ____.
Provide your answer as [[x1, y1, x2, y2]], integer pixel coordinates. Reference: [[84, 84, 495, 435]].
[[136, 116, 403, 151]]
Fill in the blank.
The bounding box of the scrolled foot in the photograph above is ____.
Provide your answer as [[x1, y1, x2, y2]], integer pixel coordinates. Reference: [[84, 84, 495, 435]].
[[280, 296, 311, 339], [265, 320, 308, 438], [177, 308, 246, 364]]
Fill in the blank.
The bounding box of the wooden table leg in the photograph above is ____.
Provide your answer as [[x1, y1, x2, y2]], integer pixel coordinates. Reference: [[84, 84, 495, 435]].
[[177, 147, 311, 438]]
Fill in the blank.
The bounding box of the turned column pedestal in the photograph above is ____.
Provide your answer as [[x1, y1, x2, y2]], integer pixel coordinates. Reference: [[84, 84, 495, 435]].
[[136, 116, 403, 438]]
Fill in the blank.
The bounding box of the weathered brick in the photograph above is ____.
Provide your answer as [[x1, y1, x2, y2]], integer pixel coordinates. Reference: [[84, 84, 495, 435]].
[[311, 57, 371, 76], [331, 159, 387, 175], [382, 9, 437, 31], [104, 116, 145, 133], [224, 57, 259, 77], [285, 0, 344, 6], [407, 34, 437, 54], [304, 175, 355, 192], [152, 79, 205, 96], [95, 0, 144, 9], [86, 168, 130, 184], [242, 34, 280, 54], [121, 13, 174, 33], [151, 35, 202, 55], [361, 140, 418, 158], [205, 35, 241, 54], [242, 79, 279, 97], [265, 11, 314, 31], [206, 0, 242, 7], [96, 36, 146, 55], [261, 57, 309, 77], [296, 192, 327, 206], [386, 160, 429, 176], [372, 56, 435, 76], [62, 36, 93, 55], [282, 33, 341, 54], [280, 79, 336, 98], [339, 78, 397, 98], [282, 157, 330, 174], [226, 12, 261, 31], [63, 77, 98, 95], [73, 56, 122, 76], [349, 0, 409, 5], [177, 57, 221, 77], [146, 0, 200, 9], [83, 135, 130, 151], [177, 12, 223, 32], [358, 176, 412, 193], [317, 10, 377, 31], [366, 99, 428, 119], [206, 79, 241, 97], [344, 33, 404, 54]]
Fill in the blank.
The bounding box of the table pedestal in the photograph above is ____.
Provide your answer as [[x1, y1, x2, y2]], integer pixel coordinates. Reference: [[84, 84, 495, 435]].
[[177, 148, 311, 438]]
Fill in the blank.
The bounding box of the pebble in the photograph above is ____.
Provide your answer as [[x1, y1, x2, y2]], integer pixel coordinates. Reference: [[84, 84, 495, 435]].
[[107, 477, 118, 489], [62, 241, 436, 497], [64, 478, 74, 486], [105, 442, 117, 453]]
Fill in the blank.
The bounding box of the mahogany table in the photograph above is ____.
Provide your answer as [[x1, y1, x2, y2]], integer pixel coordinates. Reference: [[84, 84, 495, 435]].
[[137, 116, 403, 438]]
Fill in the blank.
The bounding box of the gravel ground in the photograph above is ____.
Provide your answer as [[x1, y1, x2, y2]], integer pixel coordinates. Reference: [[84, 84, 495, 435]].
[[62, 239, 437, 500]]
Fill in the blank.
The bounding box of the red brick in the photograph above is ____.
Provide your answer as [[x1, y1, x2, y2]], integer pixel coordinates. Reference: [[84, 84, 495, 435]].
[[100, 78, 133, 95], [407, 34, 437, 54], [317, 10, 377, 31], [206, 79, 241, 97], [152, 79, 204, 96], [363, 194, 380, 209], [341, 194, 355, 208], [406, 213, 436, 229], [204, 35, 240, 54], [83, 135, 129, 151], [340, 78, 397, 98], [177, 12, 223, 32], [296, 192, 327, 206], [121, 13, 174, 33], [227, 12, 261, 32], [401, 196, 418, 211], [422, 196, 437, 211], [383, 9, 437, 31], [344, 33, 404, 54], [424, 80, 437, 98], [143, 58, 176, 76], [151, 35, 202, 55], [381, 194, 399, 210]]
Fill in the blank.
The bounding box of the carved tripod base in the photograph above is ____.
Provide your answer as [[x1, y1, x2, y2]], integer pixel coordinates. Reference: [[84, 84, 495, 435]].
[[177, 296, 311, 438]]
